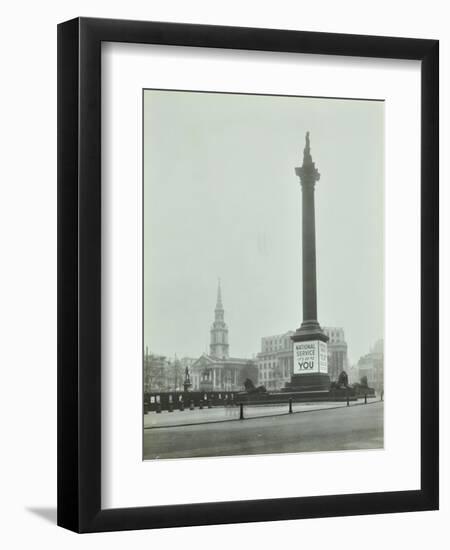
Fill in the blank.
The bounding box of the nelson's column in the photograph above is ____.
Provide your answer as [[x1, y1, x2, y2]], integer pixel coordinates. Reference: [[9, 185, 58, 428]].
[[284, 132, 330, 393]]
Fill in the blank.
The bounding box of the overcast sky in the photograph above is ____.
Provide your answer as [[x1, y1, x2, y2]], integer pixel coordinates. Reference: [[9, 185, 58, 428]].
[[144, 90, 384, 364]]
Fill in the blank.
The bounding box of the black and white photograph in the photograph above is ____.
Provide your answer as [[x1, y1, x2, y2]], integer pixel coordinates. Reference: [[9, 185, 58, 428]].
[[143, 89, 385, 460], [0, 1, 442, 543]]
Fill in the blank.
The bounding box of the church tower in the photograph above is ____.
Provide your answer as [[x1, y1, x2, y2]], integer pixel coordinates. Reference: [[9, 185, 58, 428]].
[[210, 280, 229, 359]]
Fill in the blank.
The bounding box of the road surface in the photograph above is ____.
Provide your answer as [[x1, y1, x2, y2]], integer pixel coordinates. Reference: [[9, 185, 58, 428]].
[[143, 401, 383, 459]]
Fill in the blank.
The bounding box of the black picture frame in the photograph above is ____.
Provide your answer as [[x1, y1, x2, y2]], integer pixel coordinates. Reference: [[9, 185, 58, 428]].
[[57, 17, 439, 533]]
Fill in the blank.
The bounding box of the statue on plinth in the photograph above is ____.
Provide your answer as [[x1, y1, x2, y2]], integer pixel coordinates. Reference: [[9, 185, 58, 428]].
[[331, 371, 350, 390], [243, 378, 267, 394], [183, 366, 192, 392]]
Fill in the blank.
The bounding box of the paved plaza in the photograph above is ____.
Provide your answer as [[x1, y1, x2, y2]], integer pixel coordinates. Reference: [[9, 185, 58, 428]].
[[144, 397, 379, 428], [143, 400, 383, 459]]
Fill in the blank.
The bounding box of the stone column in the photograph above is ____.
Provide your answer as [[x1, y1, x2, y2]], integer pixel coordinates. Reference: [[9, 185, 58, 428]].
[[296, 131, 321, 331], [286, 132, 330, 393], [301, 173, 318, 326]]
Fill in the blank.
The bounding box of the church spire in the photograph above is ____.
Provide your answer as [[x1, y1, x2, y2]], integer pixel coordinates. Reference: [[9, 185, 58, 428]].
[[210, 279, 229, 359], [216, 278, 223, 311], [303, 131, 312, 164]]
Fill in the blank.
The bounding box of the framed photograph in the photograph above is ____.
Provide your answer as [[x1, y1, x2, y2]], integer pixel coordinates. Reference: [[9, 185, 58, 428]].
[[57, 17, 438, 532]]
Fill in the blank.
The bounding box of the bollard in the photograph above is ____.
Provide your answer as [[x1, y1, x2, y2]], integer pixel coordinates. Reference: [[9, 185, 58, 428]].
[[346, 393, 350, 407], [189, 400, 194, 411], [207, 399, 212, 409], [156, 402, 161, 414], [289, 398, 293, 414], [199, 400, 203, 410], [168, 402, 173, 412], [239, 402, 244, 420], [364, 393, 367, 404]]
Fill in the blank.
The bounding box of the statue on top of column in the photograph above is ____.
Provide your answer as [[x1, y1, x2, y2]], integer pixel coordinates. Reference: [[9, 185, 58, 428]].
[[296, 131, 320, 184]]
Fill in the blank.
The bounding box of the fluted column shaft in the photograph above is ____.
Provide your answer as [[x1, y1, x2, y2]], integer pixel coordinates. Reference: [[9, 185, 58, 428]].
[[301, 182, 318, 323]]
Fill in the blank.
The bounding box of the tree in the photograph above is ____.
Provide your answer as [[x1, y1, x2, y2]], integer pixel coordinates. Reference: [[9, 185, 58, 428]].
[[143, 349, 167, 392], [170, 358, 184, 391]]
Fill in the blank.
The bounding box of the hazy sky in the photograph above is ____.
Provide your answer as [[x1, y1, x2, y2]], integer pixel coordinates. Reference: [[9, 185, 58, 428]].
[[144, 90, 384, 364]]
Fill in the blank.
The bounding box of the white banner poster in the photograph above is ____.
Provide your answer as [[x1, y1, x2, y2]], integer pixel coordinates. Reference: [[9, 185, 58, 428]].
[[319, 341, 328, 373], [293, 340, 328, 374], [293, 340, 318, 373]]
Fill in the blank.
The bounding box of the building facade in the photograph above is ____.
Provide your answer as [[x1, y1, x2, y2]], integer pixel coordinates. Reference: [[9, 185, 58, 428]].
[[323, 327, 349, 383], [347, 363, 360, 385], [357, 339, 384, 391], [190, 282, 257, 391], [256, 332, 294, 390]]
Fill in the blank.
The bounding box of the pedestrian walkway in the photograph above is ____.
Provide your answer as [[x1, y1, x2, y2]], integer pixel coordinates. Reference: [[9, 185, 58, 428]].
[[144, 397, 380, 429]]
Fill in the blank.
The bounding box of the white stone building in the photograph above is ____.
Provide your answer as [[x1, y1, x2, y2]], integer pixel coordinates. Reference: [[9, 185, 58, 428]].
[[256, 331, 294, 390]]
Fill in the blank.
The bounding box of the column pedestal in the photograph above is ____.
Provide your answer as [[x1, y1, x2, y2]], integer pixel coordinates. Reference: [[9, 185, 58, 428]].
[[283, 327, 330, 392]]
